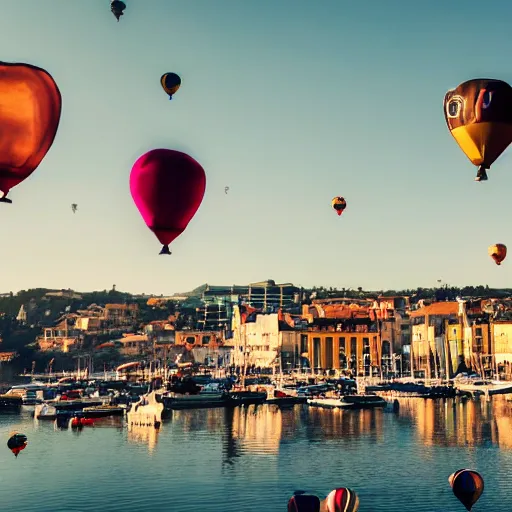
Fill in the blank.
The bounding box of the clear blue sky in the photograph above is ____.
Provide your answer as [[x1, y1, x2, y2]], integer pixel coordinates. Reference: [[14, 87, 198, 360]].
[[2, 0, 512, 295]]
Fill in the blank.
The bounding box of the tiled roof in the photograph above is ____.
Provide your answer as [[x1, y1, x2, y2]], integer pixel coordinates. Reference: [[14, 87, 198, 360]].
[[409, 302, 458, 318]]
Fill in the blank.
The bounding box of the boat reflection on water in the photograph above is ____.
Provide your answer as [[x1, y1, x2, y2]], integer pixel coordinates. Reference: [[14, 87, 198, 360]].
[[396, 396, 512, 448], [127, 422, 162, 454]]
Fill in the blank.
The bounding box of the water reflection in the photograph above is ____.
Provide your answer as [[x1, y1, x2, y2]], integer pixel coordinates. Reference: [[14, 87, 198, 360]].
[[127, 422, 161, 453], [305, 407, 385, 442], [397, 396, 512, 448]]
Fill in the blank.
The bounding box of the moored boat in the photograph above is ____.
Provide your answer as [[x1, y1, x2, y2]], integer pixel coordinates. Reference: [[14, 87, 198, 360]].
[[227, 390, 267, 406], [81, 405, 125, 418], [307, 397, 354, 409], [0, 394, 23, 410], [266, 389, 307, 406], [161, 392, 229, 410], [340, 394, 387, 409]]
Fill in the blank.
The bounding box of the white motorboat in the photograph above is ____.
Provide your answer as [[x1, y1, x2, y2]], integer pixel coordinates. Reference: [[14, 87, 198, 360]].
[[453, 374, 512, 396], [307, 398, 354, 409]]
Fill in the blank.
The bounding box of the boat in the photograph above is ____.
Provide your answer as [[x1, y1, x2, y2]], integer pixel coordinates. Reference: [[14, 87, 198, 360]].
[[5, 383, 47, 405], [365, 381, 457, 398], [161, 392, 229, 410], [71, 417, 95, 428], [266, 389, 307, 406], [81, 405, 125, 418], [34, 403, 57, 420], [52, 399, 103, 411], [307, 397, 354, 409], [452, 376, 512, 397], [339, 394, 387, 409], [127, 391, 164, 428], [227, 390, 267, 406], [0, 394, 23, 410]]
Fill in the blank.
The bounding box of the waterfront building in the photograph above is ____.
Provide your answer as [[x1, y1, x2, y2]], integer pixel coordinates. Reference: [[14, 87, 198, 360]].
[[410, 299, 497, 378], [197, 279, 301, 331], [228, 305, 300, 368], [301, 298, 386, 376]]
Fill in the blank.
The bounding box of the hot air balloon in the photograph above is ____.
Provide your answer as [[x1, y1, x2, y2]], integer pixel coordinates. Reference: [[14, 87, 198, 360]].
[[160, 73, 181, 100], [449, 469, 484, 511], [225, 186, 229, 194], [7, 432, 27, 458], [111, 0, 126, 22], [444, 78, 512, 181], [331, 197, 347, 216], [130, 149, 206, 255], [288, 494, 320, 512], [71, 204, 78, 214], [324, 488, 359, 512], [488, 243, 507, 265], [0, 62, 61, 203]]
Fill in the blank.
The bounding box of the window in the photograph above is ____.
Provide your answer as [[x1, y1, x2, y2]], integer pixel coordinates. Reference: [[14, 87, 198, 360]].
[[350, 337, 357, 358], [338, 337, 347, 368], [186, 336, 195, 345], [300, 334, 308, 354], [476, 328, 482, 337], [313, 337, 321, 368], [325, 337, 333, 368], [202, 335, 211, 345]]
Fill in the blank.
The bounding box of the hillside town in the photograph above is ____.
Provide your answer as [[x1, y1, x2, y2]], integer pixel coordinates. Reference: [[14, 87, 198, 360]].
[[1, 279, 512, 380]]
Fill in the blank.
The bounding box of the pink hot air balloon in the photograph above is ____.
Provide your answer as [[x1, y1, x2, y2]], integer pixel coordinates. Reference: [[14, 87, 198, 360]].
[[130, 149, 206, 254]]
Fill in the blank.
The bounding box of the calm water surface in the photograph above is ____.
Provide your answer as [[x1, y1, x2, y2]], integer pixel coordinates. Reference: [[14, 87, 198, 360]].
[[0, 397, 511, 511]]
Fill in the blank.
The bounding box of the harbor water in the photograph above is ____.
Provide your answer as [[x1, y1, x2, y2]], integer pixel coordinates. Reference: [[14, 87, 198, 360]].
[[1, 397, 511, 511]]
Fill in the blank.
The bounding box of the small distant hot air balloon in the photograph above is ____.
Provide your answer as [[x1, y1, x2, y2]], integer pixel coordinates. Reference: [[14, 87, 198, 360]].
[[130, 149, 206, 255], [449, 469, 484, 511], [444, 78, 512, 181], [160, 73, 181, 100], [488, 243, 507, 265], [324, 488, 359, 512], [7, 433, 27, 458], [225, 186, 229, 194], [111, 0, 126, 22], [71, 204, 78, 214], [0, 62, 61, 203], [288, 494, 320, 512], [331, 197, 347, 216]]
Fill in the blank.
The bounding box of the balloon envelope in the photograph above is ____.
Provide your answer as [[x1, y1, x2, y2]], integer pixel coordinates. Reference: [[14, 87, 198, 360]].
[[287, 494, 320, 512], [161, 73, 181, 99], [449, 469, 484, 511], [444, 78, 512, 180], [7, 433, 27, 458], [488, 243, 507, 265], [331, 196, 347, 216], [130, 149, 206, 254], [326, 488, 359, 512], [0, 62, 61, 200]]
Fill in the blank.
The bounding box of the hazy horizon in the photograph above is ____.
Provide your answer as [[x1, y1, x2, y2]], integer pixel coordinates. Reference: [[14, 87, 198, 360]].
[[2, 0, 512, 295]]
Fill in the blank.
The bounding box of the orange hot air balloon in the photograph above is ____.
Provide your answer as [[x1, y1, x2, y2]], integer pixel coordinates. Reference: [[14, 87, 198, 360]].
[[0, 62, 62, 203], [488, 243, 507, 265], [331, 196, 347, 216], [449, 469, 484, 511]]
